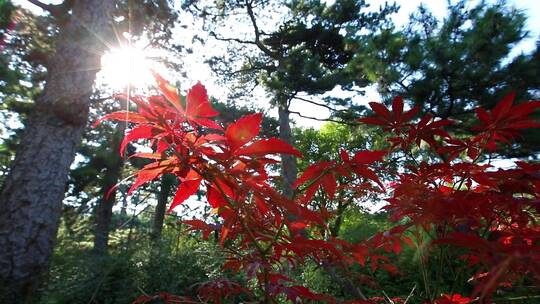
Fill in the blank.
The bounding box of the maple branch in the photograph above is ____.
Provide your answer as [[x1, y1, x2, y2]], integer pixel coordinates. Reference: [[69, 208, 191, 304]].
[[262, 219, 285, 254], [295, 168, 333, 196], [171, 146, 268, 259], [205, 175, 277, 301]]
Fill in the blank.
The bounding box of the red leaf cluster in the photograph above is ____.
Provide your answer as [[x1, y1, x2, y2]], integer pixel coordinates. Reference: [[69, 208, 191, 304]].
[[361, 95, 540, 301], [98, 75, 539, 303]]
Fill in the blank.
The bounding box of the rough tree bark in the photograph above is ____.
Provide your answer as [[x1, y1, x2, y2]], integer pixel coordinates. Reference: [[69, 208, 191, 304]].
[[278, 100, 298, 198], [93, 128, 125, 255], [151, 174, 175, 243], [244, 1, 299, 198], [0, 1, 114, 302]]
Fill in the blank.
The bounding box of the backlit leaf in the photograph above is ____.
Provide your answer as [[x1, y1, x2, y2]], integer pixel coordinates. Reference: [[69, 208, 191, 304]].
[[92, 111, 147, 127], [120, 125, 159, 156], [225, 113, 262, 151], [168, 178, 202, 212], [153, 72, 184, 114], [235, 137, 302, 158], [186, 82, 219, 118]]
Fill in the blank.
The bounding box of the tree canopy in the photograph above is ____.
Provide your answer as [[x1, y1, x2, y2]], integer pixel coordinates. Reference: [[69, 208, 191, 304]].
[[361, 0, 540, 156]]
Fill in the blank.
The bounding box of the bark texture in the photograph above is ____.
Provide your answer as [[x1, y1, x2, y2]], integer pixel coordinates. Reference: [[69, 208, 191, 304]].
[[278, 101, 298, 198], [151, 174, 175, 243], [0, 1, 114, 302], [93, 128, 124, 255]]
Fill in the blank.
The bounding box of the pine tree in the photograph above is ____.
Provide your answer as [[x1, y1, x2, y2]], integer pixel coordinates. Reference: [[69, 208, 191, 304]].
[[361, 1, 540, 156], [186, 0, 397, 196], [0, 2, 115, 302], [0, 0, 179, 300]]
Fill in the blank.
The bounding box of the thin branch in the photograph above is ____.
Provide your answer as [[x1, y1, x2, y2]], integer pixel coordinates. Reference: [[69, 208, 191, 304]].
[[225, 65, 274, 77], [395, 79, 411, 93], [90, 95, 113, 103], [245, 0, 278, 59], [188, 2, 247, 19], [26, 0, 72, 18], [117, 192, 153, 229], [288, 110, 359, 126], [397, 69, 414, 86], [320, 260, 368, 300], [26, 0, 53, 12], [209, 31, 256, 45], [291, 95, 347, 113], [403, 284, 417, 304]]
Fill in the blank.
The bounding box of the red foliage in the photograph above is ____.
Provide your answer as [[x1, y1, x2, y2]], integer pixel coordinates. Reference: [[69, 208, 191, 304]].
[[133, 291, 193, 304], [98, 74, 539, 303], [431, 294, 472, 304]]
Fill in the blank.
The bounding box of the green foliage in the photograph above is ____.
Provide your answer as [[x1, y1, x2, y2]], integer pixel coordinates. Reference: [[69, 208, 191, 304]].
[[113, 0, 178, 46], [0, 1, 15, 29], [0, 8, 55, 182], [41, 214, 226, 304], [300, 263, 341, 297], [295, 122, 388, 166], [362, 0, 540, 156], [261, 0, 397, 97], [339, 209, 390, 243], [194, 0, 398, 116], [0, 0, 15, 83]]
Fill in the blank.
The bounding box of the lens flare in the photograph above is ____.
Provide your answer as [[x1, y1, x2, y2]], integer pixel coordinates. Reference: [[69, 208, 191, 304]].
[[98, 47, 154, 89]]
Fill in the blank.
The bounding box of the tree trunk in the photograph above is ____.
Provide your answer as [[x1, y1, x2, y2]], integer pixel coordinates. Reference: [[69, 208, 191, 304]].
[[0, 1, 113, 302], [330, 198, 349, 238], [120, 191, 128, 216], [93, 128, 124, 255], [277, 100, 298, 198], [151, 174, 175, 243]]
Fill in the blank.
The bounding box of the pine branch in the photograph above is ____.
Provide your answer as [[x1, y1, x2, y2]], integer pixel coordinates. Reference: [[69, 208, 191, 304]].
[[209, 31, 256, 45], [291, 95, 347, 113], [26, 0, 52, 12], [245, 0, 278, 59], [26, 0, 73, 18], [288, 110, 359, 126]]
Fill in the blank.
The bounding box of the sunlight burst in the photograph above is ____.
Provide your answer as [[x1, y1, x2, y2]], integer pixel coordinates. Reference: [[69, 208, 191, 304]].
[[99, 47, 154, 90]]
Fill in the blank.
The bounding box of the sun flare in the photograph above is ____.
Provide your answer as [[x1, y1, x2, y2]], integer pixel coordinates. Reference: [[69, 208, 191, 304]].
[[99, 47, 154, 90]]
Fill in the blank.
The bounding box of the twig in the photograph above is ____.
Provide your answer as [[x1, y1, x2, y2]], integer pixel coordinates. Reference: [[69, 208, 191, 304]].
[[291, 95, 346, 113], [287, 109, 359, 126], [210, 31, 256, 45], [403, 284, 416, 304], [245, 0, 277, 59], [117, 192, 153, 229]]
